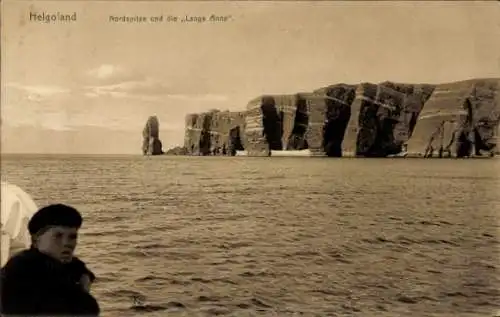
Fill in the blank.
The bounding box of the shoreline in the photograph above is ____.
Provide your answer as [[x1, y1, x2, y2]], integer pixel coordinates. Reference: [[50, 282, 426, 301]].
[[163, 147, 499, 159], [1, 152, 497, 159], [163, 153, 499, 159]]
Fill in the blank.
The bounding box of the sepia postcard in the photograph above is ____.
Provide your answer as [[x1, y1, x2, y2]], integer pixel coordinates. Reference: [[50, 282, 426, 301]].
[[1, 1, 499, 317]]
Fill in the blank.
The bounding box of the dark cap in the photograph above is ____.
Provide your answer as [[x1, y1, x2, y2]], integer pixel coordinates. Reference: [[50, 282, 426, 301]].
[[28, 204, 83, 235]]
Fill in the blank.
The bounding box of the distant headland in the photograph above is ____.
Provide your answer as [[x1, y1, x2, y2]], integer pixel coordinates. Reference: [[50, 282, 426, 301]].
[[150, 78, 500, 158]]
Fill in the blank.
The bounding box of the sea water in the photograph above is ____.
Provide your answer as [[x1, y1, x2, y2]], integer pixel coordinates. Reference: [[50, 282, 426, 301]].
[[1, 154, 499, 317]]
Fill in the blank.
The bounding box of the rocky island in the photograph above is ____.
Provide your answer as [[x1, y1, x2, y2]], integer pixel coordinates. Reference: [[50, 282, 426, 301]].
[[170, 78, 500, 158], [142, 115, 164, 155]]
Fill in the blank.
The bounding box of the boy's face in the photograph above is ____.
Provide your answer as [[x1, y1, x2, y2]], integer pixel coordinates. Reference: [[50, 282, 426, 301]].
[[36, 226, 78, 263]]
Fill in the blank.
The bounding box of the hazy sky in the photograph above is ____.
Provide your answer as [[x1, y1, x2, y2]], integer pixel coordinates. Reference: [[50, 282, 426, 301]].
[[1, 0, 499, 154]]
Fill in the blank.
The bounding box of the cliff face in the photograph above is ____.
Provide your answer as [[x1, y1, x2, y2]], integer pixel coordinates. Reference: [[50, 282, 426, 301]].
[[142, 116, 164, 155], [313, 85, 357, 156], [245, 94, 308, 156], [343, 82, 435, 157], [184, 110, 246, 155], [407, 79, 500, 157], [183, 78, 500, 157]]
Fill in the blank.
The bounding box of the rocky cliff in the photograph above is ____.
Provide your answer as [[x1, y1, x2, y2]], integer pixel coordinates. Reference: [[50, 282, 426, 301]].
[[183, 78, 500, 157], [142, 116, 164, 155], [184, 110, 246, 156]]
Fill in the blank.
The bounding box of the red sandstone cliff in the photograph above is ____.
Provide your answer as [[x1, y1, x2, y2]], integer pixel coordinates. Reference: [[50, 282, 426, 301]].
[[181, 78, 499, 158]]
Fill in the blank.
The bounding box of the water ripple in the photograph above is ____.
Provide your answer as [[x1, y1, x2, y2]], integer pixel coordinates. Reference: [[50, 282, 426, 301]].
[[2, 155, 499, 317]]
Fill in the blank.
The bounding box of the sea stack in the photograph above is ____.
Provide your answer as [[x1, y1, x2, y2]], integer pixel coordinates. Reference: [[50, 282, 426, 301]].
[[142, 115, 164, 155]]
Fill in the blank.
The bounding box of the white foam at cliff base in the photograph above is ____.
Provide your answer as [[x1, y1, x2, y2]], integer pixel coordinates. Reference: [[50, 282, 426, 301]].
[[271, 150, 314, 157]]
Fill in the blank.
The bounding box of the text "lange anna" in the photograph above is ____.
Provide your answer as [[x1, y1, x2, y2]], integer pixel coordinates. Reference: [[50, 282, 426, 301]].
[[181, 14, 232, 23]]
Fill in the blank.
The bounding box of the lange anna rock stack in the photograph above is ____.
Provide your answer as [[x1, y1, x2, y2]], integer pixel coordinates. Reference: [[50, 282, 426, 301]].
[[142, 116, 164, 156]]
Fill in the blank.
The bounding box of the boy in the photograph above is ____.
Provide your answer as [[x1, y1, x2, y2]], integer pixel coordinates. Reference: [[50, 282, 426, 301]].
[[0, 204, 100, 316]]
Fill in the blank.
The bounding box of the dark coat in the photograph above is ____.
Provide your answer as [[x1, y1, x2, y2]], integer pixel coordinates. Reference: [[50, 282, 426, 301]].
[[0, 248, 100, 316]]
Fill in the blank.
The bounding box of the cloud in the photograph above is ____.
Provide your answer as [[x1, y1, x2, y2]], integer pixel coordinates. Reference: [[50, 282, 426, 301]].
[[87, 64, 118, 79], [38, 114, 75, 131], [3, 84, 81, 131], [83, 77, 170, 97], [84, 64, 178, 98], [83, 65, 228, 102], [2, 105, 75, 131], [5, 83, 70, 102], [3, 65, 233, 134], [166, 94, 228, 102], [84, 86, 228, 103], [85, 64, 145, 85]]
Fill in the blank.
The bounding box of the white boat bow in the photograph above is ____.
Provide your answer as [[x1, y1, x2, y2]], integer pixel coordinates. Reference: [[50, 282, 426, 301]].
[[1, 181, 38, 267]]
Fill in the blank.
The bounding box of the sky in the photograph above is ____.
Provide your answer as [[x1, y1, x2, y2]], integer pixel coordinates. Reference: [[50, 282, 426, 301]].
[[1, 0, 499, 154]]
